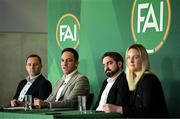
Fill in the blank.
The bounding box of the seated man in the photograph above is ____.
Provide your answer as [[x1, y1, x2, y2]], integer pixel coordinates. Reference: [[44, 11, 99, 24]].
[[34, 48, 90, 108], [94, 52, 130, 111], [10, 54, 52, 107]]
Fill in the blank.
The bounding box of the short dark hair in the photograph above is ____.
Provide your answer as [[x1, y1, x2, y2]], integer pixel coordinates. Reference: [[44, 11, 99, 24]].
[[61, 48, 79, 61], [102, 52, 124, 69], [26, 54, 42, 64]]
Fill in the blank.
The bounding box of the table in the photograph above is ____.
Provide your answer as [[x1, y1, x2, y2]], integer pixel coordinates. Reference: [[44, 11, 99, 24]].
[[0, 108, 123, 119]]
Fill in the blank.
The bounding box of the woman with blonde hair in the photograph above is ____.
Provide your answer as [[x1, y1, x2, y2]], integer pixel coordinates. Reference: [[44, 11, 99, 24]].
[[103, 44, 169, 117]]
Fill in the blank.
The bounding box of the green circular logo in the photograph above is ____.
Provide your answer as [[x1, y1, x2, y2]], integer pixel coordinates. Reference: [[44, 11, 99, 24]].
[[56, 13, 80, 49], [131, 0, 171, 53]]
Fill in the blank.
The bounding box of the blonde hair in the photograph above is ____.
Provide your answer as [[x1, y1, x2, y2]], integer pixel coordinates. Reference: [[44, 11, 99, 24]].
[[125, 44, 151, 91]]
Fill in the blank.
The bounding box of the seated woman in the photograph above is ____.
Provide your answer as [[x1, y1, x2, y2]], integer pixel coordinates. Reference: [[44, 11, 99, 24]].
[[103, 44, 169, 118]]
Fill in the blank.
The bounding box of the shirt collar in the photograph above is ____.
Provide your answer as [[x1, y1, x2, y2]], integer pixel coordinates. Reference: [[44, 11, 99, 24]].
[[64, 69, 77, 83], [26, 73, 41, 83], [107, 71, 122, 83]]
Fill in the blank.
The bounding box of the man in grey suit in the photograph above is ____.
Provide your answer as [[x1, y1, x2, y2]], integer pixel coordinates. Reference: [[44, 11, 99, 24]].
[[34, 48, 90, 108]]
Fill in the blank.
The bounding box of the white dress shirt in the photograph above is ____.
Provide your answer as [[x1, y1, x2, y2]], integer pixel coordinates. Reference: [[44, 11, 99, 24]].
[[55, 69, 77, 102], [96, 71, 122, 111], [18, 74, 41, 101]]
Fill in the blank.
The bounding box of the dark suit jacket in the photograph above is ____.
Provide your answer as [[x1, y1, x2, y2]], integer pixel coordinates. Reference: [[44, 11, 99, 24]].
[[123, 73, 169, 118], [94, 71, 130, 109], [13, 74, 52, 101]]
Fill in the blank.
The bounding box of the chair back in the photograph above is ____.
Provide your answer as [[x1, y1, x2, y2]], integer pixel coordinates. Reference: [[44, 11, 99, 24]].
[[86, 93, 94, 110]]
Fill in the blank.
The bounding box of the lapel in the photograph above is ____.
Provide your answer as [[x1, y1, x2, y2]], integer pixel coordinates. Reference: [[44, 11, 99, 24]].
[[54, 75, 66, 96], [58, 71, 79, 99], [111, 71, 124, 89], [27, 74, 42, 93], [108, 71, 125, 93]]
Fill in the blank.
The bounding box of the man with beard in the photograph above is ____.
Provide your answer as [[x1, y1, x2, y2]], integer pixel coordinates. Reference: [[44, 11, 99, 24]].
[[94, 52, 130, 111]]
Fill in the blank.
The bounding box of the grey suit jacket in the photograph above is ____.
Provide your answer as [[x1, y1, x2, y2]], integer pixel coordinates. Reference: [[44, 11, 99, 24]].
[[47, 70, 90, 108]]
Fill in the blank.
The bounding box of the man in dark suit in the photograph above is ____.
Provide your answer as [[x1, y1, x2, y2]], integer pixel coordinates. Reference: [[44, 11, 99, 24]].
[[10, 54, 52, 107], [94, 52, 130, 111], [34, 48, 90, 108]]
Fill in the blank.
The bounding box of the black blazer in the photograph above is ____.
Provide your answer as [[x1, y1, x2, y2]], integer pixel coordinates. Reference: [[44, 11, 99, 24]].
[[13, 74, 52, 101], [94, 71, 130, 109], [123, 73, 169, 118]]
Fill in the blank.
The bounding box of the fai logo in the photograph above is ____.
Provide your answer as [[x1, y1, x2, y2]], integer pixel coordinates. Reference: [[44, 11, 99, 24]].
[[131, 0, 171, 53], [56, 13, 80, 49]]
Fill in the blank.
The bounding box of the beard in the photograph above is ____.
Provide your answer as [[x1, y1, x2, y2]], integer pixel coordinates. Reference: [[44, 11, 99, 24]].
[[105, 67, 119, 77]]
